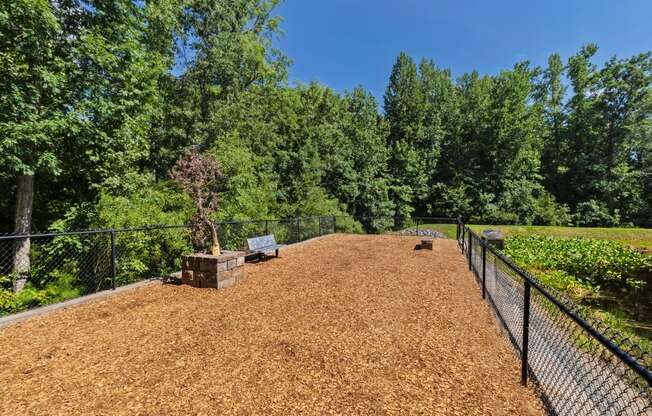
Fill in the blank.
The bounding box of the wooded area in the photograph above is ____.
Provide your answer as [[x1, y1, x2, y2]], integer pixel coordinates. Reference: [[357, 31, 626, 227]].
[[2, 0, 652, 238]]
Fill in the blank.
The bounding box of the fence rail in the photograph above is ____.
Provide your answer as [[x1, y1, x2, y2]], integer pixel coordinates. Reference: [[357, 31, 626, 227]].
[[0, 216, 456, 317], [457, 221, 651, 416]]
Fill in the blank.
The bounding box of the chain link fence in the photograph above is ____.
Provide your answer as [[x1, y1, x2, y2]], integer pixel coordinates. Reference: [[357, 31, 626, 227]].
[[0, 215, 458, 317], [458, 222, 652, 416], [0, 216, 345, 316]]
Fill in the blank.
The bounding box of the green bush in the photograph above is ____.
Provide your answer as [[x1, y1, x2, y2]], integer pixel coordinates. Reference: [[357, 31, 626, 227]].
[[532, 194, 571, 226], [503, 235, 650, 291], [0, 274, 81, 316], [574, 200, 620, 227]]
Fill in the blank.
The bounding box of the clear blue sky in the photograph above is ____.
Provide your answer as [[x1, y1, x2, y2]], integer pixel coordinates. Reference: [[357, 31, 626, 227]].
[[273, 0, 652, 104]]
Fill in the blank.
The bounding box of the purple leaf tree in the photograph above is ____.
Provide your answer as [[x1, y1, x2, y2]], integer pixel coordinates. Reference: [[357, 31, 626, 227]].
[[171, 149, 224, 255]]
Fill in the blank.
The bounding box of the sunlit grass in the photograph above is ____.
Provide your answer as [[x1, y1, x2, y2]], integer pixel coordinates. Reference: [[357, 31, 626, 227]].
[[417, 223, 458, 239], [468, 224, 652, 249]]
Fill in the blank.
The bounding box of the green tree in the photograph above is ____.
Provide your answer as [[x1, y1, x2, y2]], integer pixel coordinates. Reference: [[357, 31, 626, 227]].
[[0, 0, 68, 291], [536, 53, 567, 198], [384, 53, 427, 218]]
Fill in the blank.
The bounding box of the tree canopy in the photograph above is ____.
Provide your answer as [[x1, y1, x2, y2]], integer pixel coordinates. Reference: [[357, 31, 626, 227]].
[[2, 0, 652, 239]]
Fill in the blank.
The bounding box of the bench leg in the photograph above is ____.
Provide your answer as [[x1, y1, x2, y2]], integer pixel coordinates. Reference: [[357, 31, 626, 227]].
[[276, 248, 279, 257]]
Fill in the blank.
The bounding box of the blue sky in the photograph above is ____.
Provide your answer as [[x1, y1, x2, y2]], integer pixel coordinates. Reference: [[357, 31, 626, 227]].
[[273, 0, 652, 104]]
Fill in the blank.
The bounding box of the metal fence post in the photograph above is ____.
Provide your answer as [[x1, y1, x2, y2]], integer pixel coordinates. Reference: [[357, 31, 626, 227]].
[[265, 220, 269, 235], [318, 216, 322, 236], [110, 230, 116, 290], [297, 217, 301, 242], [461, 225, 466, 250], [416, 218, 420, 236], [521, 280, 531, 386], [468, 231, 473, 271], [482, 241, 486, 299], [333, 216, 337, 233]]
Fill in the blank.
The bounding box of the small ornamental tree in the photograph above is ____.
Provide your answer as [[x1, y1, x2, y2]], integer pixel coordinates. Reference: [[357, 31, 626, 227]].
[[171, 149, 224, 255]]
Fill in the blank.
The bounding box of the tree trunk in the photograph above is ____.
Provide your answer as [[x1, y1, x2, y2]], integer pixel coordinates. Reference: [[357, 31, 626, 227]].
[[207, 220, 221, 256], [12, 174, 34, 293]]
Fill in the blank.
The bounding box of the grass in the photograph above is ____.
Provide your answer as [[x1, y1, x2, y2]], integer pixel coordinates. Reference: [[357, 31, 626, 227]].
[[464, 224, 652, 354], [417, 223, 458, 239], [467, 224, 652, 250]]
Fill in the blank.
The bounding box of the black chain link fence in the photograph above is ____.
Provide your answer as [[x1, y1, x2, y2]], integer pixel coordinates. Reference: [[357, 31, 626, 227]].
[[0, 215, 458, 317], [0, 216, 344, 316], [0, 215, 457, 316], [458, 222, 652, 416]]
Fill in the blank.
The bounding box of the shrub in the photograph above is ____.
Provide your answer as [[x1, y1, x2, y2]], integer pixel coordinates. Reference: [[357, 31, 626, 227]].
[[574, 200, 620, 227], [0, 274, 81, 315], [532, 193, 571, 226], [503, 235, 649, 291]]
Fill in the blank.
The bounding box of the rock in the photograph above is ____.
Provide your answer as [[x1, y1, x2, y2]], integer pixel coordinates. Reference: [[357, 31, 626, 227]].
[[398, 228, 446, 238]]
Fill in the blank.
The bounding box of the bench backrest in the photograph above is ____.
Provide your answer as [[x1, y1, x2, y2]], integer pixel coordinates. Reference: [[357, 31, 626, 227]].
[[247, 234, 277, 251]]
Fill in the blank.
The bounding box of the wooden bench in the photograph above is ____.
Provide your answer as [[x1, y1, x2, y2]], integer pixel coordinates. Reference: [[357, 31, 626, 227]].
[[247, 234, 285, 259]]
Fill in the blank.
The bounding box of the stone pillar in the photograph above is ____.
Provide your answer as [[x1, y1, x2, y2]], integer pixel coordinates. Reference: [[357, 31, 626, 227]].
[[181, 251, 246, 289], [482, 230, 504, 250]]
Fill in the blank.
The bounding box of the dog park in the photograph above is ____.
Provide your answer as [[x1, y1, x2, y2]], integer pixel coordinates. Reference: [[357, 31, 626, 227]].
[[0, 219, 650, 415], [3, 1, 652, 414]]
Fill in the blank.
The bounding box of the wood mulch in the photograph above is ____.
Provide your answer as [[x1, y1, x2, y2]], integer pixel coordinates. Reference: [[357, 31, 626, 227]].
[[0, 234, 543, 415]]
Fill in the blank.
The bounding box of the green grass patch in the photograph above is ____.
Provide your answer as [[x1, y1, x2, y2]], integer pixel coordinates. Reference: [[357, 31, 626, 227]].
[[417, 223, 458, 239], [468, 224, 652, 250], [492, 232, 652, 354]]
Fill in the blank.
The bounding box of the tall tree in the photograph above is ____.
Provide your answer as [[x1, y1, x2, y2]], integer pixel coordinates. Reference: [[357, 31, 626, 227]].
[[384, 53, 427, 218], [0, 0, 67, 291], [537, 53, 567, 198]]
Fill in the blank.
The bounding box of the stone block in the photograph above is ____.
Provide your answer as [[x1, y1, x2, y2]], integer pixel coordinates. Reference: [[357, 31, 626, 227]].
[[227, 259, 237, 270], [181, 251, 246, 289], [182, 256, 194, 270], [218, 277, 236, 289], [232, 267, 244, 282], [218, 269, 233, 282], [482, 230, 504, 250], [181, 270, 194, 284], [200, 257, 218, 273]]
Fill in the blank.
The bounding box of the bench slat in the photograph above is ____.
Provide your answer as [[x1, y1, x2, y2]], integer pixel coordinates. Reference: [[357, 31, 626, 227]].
[[247, 234, 282, 254]]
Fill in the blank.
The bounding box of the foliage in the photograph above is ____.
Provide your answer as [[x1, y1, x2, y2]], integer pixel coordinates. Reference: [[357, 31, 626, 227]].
[[0, 0, 67, 178], [503, 235, 649, 290], [470, 223, 652, 250], [1, 1, 652, 307], [574, 200, 620, 227], [500, 230, 652, 350], [0, 274, 81, 315], [170, 149, 224, 252]]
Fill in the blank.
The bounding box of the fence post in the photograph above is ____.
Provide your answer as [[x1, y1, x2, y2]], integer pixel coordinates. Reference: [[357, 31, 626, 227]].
[[468, 231, 472, 271], [297, 217, 301, 242], [482, 241, 486, 299], [318, 216, 322, 236], [416, 218, 419, 236], [265, 220, 269, 235], [110, 230, 116, 290], [521, 280, 531, 386], [333, 216, 337, 233]]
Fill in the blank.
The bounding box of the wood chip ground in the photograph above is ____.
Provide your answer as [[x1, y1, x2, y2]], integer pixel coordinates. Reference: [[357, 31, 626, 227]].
[[0, 234, 544, 415]]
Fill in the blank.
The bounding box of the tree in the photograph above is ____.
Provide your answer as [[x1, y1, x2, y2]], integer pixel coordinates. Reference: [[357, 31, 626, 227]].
[[342, 87, 394, 229], [384, 53, 427, 218], [536, 53, 567, 198], [0, 0, 67, 292], [417, 59, 460, 215], [171, 149, 224, 254]]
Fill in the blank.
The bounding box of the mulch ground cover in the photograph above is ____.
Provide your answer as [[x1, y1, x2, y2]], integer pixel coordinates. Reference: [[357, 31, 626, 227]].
[[0, 234, 543, 415]]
